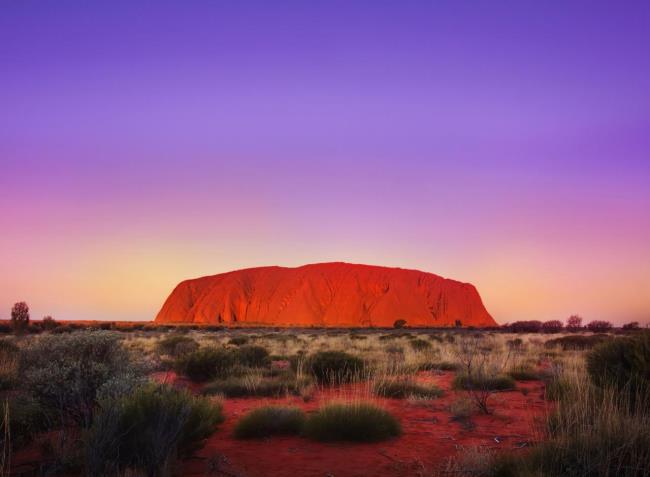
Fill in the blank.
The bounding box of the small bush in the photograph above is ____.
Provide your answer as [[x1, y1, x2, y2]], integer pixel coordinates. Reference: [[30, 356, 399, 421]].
[[449, 396, 474, 419], [10, 302, 30, 334], [175, 347, 234, 382], [235, 345, 270, 368], [156, 335, 199, 357], [373, 379, 443, 399], [506, 338, 524, 350], [409, 339, 432, 351], [508, 366, 540, 381], [306, 351, 364, 385], [509, 320, 543, 333], [229, 336, 249, 346], [234, 406, 305, 439], [544, 334, 610, 350], [453, 373, 516, 391], [41, 316, 59, 331], [586, 334, 650, 405], [393, 319, 407, 329], [623, 322, 640, 331], [85, 384, 223, 475], [587, 320, 613, 333], [542, 320, 564, 333], [304, 402, 401, 442]]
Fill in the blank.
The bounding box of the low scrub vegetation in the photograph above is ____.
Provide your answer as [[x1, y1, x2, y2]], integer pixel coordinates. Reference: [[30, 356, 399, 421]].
[[174, 347, 234, 382], [305, 351, 364, 384], [304, 402, 401, 442], [586, 333, 650, 407], [234, 406, 305, 439], [453, 373, 516, 392], [86, 384, 223, 475], [373, 378, 443, 399]]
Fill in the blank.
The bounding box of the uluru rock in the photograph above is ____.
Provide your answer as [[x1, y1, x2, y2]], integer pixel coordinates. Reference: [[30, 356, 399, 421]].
[[155, 262, 496, 327]]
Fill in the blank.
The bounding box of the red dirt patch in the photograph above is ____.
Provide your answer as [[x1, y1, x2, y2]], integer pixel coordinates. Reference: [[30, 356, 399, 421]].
[[178, 372, 548, 477]]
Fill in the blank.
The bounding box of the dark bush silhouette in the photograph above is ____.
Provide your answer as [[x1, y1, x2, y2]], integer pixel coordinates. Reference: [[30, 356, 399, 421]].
[[544, 334, 610, 350], [566, 314, 583, 331], [393, 319, 407, 329], [509, 321, 543, 333], [41, 316, 59, 331], [542, 320, 564, 333], [623, 322, 640, 331], [11, 302, 30, 334], [587, 320, 613, 333]]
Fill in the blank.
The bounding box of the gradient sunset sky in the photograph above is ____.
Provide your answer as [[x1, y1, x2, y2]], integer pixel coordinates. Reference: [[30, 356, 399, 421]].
[[1, 2, 649, 324]]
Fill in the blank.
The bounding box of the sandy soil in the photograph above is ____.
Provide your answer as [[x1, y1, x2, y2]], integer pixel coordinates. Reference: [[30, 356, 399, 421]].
[[176, 372, 547, 477]]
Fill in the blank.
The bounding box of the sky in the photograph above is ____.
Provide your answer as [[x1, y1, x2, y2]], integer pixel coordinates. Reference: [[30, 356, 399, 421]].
[[1, 1, 649, 325]]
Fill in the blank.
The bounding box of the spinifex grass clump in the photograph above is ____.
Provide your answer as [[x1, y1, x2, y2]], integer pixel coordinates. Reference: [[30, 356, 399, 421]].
[[234, 345, 270, 368], [491, 371, 650, 477], [174, 347, 234, 382], [409, 338, 432, 351], [373, 378, 443, 399], [305, 351, 364, 385], [586, 333, 650, 407], [86, 384, 224, 475], [453, 373, 516, 391], [507, 365, 540, 381], [234, 406, 305, 439], [304, 402, 401, 442], [204, 372, 312, 398]]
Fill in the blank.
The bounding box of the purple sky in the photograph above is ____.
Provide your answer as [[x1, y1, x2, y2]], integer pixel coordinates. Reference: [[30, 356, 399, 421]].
[[1, 1, 649, 324]]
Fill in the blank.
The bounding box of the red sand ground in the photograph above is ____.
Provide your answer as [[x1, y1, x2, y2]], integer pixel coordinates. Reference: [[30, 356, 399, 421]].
[[10, 372, 547, 476], [168, 371, 548, 477]]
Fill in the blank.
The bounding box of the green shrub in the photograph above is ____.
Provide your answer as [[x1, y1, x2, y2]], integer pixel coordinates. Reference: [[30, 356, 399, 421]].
[[234, 406, 305, 439], [85, 384, 223, 475], [19, 331, 147, 426], [409, 339, 432, 351], [306, 351, 364, 384], [156, 335, 199, 357], [175, 347, 234, 382], [304, 402, 401, 442], [453, 373, 516, 391], [235, 345, 270, 368], [586, 333, 650, 405], [373, 379, 443, 399]]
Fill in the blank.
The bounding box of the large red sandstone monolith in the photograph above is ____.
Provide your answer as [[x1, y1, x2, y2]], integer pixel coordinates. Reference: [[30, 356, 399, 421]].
[[154, 262, 496, 327]]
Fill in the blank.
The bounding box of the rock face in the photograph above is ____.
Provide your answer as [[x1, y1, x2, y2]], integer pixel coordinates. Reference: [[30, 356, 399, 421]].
[[155, 262, 496, 327]]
